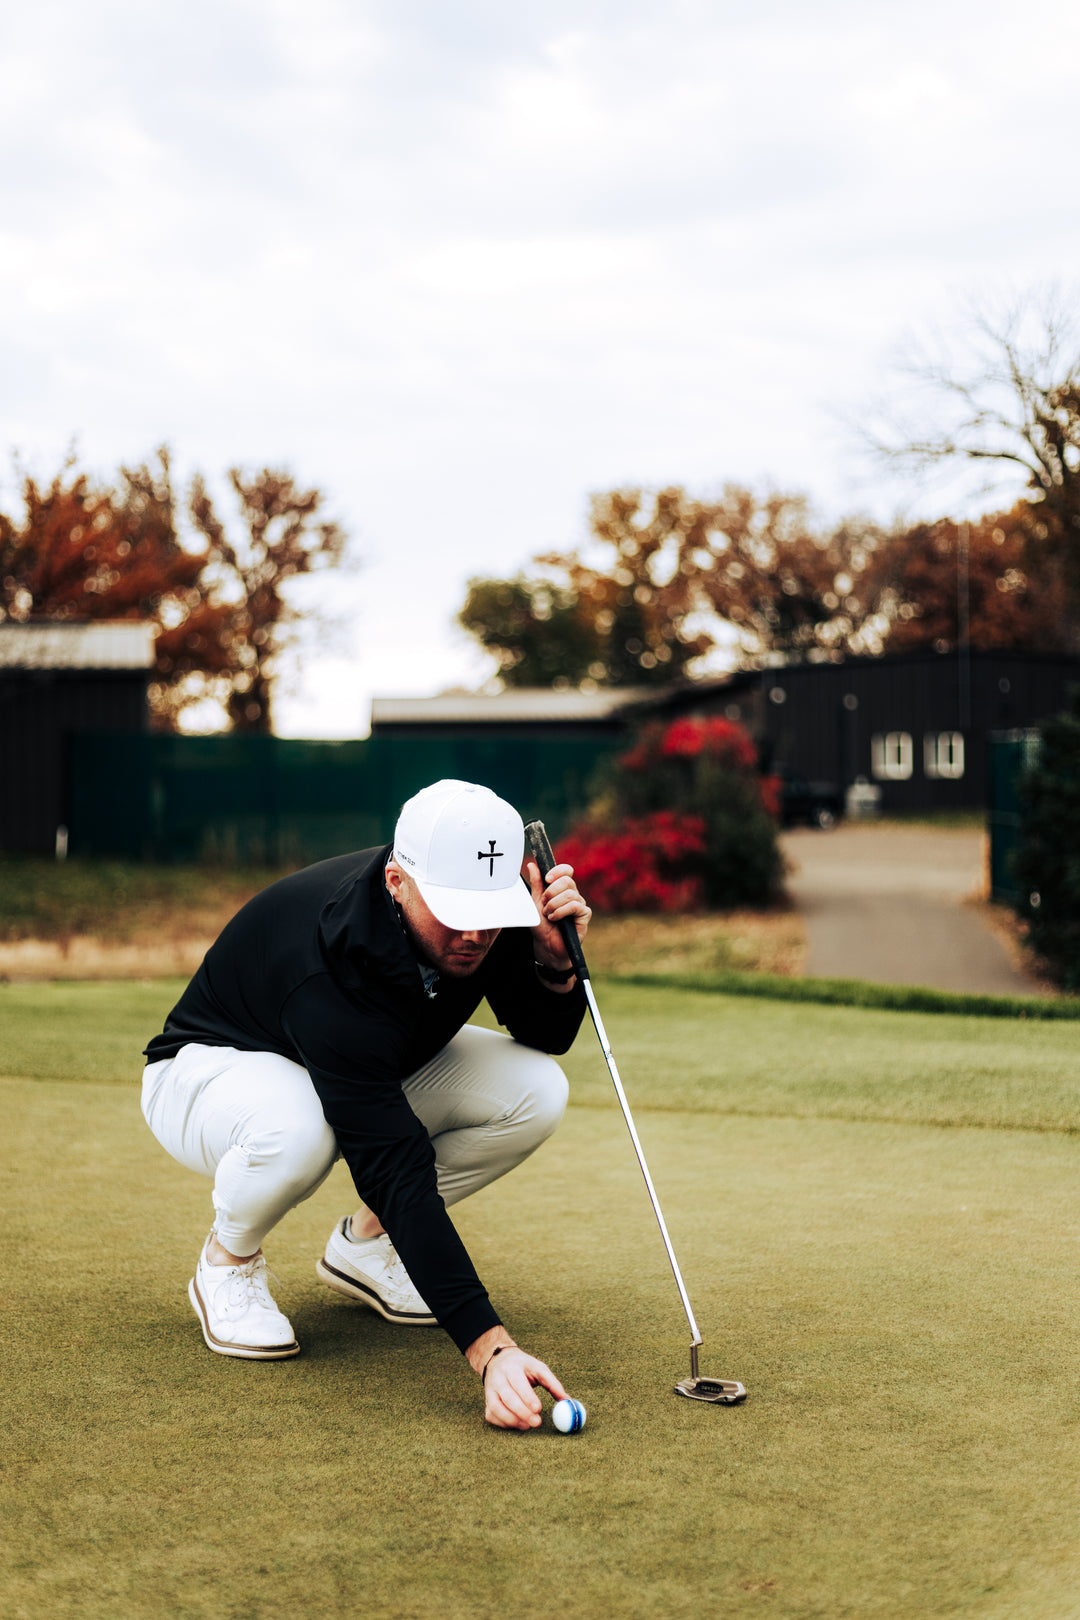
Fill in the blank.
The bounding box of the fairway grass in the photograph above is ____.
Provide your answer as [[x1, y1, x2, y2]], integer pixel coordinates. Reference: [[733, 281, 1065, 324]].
[[4, 981, 1080, 1618]]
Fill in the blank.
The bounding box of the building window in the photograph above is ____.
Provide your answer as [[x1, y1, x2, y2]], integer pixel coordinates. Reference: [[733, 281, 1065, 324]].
[[871, 731, 913, 781], [924, 731, 965, 780]]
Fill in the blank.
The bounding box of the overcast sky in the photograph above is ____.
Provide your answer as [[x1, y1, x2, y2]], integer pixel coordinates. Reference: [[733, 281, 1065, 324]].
[[3, 0, 1078, 734]]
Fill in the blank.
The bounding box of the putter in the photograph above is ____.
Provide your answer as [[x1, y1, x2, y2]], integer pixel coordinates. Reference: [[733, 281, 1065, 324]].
[[525, 820, 746, 1406]]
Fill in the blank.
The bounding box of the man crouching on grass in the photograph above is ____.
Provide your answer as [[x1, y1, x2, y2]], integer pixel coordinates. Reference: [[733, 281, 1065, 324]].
[[140, 780, 590, 1430]]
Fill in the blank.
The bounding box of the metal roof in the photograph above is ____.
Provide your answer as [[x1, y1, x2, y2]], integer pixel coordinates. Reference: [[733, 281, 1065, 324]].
[[371, 687, 655, 725], [0, 621, 156, 669]]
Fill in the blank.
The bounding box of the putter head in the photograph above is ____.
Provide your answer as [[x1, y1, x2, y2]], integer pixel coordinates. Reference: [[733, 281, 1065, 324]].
[[674, 1375, 747, 1404]]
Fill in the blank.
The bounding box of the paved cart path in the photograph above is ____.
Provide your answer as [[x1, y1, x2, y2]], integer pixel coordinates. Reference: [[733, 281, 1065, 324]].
[[781, 824, 1047, 996]]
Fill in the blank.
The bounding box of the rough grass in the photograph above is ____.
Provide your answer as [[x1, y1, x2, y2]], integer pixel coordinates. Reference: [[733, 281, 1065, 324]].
[[0, 859, 291, 979], [0, 859, 806, 980], [4, 980, 1080, 1617], [572, 905, 805, 977], [0, 857, 291, 943]]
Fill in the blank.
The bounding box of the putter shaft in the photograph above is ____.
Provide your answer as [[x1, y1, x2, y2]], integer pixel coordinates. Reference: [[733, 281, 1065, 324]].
[[582, 985, 744, 1399], [579, 978, 702, 1350]]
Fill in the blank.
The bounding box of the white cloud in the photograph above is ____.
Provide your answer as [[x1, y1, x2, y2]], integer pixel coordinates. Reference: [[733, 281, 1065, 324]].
[[2, 0, 1079, 734]]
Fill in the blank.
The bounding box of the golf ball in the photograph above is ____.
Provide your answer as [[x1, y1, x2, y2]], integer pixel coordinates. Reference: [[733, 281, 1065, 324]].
[[552, 1398, 587, 1434]]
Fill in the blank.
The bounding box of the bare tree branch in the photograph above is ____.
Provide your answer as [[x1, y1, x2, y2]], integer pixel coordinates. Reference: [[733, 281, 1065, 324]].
[[858, 287, 1080, 621]]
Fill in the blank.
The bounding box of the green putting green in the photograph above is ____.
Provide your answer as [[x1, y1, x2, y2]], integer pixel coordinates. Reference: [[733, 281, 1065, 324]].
[[3, 979, 1080, 1618]]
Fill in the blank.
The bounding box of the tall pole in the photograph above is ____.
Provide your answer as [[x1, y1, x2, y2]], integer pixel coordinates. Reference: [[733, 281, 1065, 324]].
[[957, 521, 971, 735]]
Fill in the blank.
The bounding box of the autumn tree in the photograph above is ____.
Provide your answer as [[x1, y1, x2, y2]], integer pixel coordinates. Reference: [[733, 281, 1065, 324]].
[[459, 485, 889, 688], [0, 449, 218, 731], [0, 451, 190, 621], [0, 449, 350, 732], [866, 503, 1071, 654], [603, 486, 887, 664], [866, 290, 1080, 640], [187, 467, 348, 732]]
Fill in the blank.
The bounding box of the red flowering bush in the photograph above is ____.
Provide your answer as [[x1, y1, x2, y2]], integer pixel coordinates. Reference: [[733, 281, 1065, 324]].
[[758, 772, 782, 819], [661, 716, 758, 769], [557, 812, 707, 913], [557, 714, 782, 911]]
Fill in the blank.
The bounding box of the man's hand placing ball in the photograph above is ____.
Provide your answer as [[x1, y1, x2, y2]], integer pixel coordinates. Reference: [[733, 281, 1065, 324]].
[[468, 1329, 568, 1430]]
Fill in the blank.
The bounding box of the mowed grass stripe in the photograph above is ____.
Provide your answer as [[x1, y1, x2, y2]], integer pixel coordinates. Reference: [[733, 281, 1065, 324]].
[[5, 978, 1080, 1138], [3, 1079, 1080, 1619], [616, 966, 1080, 1021], [0, 978, 187, 1087], [486, 983, 1080, 1135]]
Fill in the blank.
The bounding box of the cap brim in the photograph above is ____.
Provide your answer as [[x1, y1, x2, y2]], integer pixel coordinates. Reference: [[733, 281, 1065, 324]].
[[415, 874, 541, 931]]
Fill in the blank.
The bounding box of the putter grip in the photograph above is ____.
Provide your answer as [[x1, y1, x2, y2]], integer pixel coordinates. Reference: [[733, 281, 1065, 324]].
[[523, 819, 590, 983]]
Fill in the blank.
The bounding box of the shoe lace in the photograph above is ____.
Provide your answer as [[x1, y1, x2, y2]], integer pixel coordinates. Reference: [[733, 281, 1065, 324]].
[[228, 1255, 280, 1313], [375, 1240, 427, 1306], [381, 1243, 411, 1291], [347, 1233, 426, 1307]]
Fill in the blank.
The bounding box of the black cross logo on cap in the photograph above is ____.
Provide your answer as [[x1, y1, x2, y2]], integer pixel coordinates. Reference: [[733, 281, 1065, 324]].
[[478, 840, 504, 878]]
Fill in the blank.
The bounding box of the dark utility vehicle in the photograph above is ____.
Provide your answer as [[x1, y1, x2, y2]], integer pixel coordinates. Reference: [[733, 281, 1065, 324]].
[[779, 770, 844, 829]]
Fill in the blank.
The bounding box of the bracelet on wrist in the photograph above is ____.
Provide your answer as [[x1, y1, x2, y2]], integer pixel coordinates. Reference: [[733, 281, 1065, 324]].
[[534, 959, 575, 985], [482, 1344, 515, 1381]]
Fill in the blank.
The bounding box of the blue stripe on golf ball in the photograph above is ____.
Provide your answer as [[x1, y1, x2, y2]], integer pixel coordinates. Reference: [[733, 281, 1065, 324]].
[[552, 1398, 586, 1434]]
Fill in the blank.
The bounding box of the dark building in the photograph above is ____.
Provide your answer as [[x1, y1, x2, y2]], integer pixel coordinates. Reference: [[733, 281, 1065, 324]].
[[0, 622, 154, 854], [370, 688, 654, 741], [647, 649, 1080, 814], [372, 652, 1080, 816]]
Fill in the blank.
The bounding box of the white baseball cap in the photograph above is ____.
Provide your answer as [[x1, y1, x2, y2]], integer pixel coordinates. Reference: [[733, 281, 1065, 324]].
[[391, 780, 541, 930]]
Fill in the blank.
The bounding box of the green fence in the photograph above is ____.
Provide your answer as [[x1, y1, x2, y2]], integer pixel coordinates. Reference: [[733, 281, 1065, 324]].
[[986, 729, 1040, 903], [68, 732, 617, 864]]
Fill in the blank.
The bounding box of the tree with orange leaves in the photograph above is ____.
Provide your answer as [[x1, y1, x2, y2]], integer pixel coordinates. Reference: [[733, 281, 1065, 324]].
[[187, 467, 348, 732], [866, 503, 1071, 655], [0, 449, 349, 732], [459, 477, 1073, 689], [459, 484, 889, 687], [579, 485, 889, 666]]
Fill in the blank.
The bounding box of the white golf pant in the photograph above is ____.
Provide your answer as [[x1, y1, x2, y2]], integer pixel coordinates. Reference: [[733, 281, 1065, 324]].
[[141, 1025, 569, 1258]]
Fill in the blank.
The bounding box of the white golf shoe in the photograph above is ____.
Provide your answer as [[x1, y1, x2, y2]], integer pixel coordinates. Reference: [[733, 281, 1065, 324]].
[[188, 1236, 300, 1360], [316, 1218, 437, 1325]]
